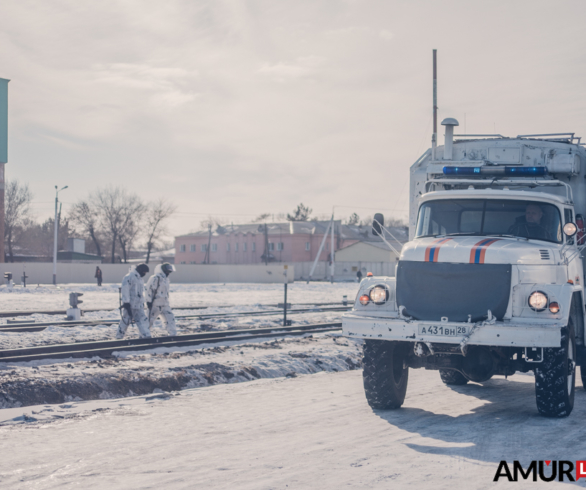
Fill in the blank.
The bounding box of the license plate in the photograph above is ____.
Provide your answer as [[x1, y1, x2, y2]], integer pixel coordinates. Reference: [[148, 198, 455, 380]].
[[418, 325, 469, 336]]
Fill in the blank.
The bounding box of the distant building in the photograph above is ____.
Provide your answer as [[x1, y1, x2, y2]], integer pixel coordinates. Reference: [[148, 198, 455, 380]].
[[126, 248, 175, 265], [335, 241, 400, 262], [147, 248, 175, 264], [175, 220, 407, 265], [58, 238, 102, 263]]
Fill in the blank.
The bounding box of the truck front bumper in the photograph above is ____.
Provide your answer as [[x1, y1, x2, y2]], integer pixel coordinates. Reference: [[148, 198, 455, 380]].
[[342, 313, 563, 348]]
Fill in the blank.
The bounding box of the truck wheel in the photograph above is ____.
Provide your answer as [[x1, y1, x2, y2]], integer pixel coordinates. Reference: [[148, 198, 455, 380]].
[[362, 339, 409, 409], [439, 369, 469, 386], [535, 320, 576, 418]]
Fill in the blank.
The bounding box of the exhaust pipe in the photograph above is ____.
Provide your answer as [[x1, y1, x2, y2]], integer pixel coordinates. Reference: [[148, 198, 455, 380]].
[[442, 117, 459, 160]]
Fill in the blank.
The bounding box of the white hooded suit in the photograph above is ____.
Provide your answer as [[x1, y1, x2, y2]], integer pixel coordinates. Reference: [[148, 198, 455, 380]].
[[116, 268, 151, 339], [145, 264, 177, 336]]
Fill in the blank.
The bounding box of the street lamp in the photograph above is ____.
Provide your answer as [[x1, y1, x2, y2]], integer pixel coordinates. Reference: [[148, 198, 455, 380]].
[[53, 185, 68, 285]]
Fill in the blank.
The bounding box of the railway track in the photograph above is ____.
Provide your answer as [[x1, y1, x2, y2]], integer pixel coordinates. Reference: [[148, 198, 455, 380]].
[[0, 322, 343, 363], [0, 306, 351, 332], [0, 301, 347, 318]]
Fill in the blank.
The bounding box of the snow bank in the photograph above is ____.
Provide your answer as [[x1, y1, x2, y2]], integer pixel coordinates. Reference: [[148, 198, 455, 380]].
[[0, 334, 362, 409]]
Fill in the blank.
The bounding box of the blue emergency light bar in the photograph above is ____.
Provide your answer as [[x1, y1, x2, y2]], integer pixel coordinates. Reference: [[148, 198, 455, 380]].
[[443, 166, 548, 177]]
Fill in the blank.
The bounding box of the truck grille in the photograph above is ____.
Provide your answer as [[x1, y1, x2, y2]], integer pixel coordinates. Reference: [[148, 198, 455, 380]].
[[396, 261, 512, 323]]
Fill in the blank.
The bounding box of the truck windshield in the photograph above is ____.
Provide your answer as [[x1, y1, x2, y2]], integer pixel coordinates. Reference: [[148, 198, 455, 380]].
[[415, 199, 562, 244]]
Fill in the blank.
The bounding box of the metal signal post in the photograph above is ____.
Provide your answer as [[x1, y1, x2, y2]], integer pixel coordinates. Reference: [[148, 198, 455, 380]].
[[52, 185, 68, 285]]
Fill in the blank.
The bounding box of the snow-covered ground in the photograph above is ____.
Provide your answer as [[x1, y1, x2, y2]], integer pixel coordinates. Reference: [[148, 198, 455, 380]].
[[0, 332, 363, 409], [2, 368, 584, 489], [0, 283, 362, 408], [0, 282, 359, 349], [0, 282, 359, 312], [1, 282, 584, 488]]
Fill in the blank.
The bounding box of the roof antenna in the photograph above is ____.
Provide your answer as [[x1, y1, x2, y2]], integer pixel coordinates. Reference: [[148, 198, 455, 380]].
[[432, 49, 438, 161]]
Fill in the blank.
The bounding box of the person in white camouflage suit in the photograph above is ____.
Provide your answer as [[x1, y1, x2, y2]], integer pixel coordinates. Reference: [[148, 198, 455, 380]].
[[116, 263, 151, 339], [146, 262, 177, 336]]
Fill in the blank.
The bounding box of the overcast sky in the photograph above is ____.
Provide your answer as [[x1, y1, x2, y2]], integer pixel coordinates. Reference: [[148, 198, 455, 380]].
[[1, 0, 585, 238]]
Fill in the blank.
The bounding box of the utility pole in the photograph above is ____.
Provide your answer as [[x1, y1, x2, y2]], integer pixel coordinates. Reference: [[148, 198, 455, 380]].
[[204, 224, 212, 264], [307, 217, 332, 283], [53, 185, 68, 285], [263, 223, 269, 265], [0, 78, 9, 264], [330, 218, 335, 283]]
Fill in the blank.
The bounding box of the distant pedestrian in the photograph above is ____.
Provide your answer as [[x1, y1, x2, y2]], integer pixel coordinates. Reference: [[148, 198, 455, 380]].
[[356, 269, 363, 282], [116, 263, 151, 339], [95, 266, 103, 287], [146, 263, 177, 336]]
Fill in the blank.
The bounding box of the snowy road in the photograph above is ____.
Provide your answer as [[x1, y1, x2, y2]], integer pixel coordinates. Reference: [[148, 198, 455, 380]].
[[2, 368, 585, 489]]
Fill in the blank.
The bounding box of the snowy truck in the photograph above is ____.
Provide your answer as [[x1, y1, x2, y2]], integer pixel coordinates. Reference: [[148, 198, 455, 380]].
[[343, 118, 586, 417]]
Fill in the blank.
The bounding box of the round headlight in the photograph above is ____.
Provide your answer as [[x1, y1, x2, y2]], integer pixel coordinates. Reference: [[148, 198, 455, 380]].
[[564, 222, 577, 237], [369, 285, 389, 305], [528, 291, 548, 311]]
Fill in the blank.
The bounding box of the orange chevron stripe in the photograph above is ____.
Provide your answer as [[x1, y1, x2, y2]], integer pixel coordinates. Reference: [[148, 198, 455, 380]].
[[469, 238, 501, 264], [425, 238, 453, 262], [478, 239, 500, 263]]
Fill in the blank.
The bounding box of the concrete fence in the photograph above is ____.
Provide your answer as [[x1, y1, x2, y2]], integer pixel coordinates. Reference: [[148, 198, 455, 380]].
[[0, 263, 295, 285], [291, 261, 397, 281], [0, 261, 394, 285]]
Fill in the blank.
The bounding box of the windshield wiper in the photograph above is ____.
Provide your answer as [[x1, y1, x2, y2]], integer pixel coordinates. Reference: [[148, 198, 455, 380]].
[[482, 234, 528, 240], [417, 232, 481, 238]]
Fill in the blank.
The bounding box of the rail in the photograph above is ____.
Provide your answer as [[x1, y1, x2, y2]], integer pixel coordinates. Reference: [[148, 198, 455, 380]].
[[0, 301, 347, 318], [0, 322, 343, 363], [0, 306, 352, 332]]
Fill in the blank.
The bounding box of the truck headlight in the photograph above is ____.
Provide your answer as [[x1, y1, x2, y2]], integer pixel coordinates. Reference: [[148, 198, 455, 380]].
[[528, 291, 548, 311], [369, 285, 389, 305]]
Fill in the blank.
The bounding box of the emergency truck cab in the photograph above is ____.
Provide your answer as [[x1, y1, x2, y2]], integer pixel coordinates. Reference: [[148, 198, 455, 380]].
[[343, 122, 586, 417]]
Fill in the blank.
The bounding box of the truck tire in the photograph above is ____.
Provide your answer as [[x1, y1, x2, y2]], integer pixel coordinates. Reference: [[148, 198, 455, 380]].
[[362, 339, 409, 409], [535, 320, 576, 418], [439, 369, 469, 386], [581, 366, 586, 389]]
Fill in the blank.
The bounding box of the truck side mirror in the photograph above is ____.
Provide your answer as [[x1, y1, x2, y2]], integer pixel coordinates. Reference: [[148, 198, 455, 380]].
[[372, 213, 384, 236]]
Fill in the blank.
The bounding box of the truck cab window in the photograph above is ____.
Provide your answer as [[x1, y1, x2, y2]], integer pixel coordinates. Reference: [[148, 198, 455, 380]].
[[416, 199, 562, 244]]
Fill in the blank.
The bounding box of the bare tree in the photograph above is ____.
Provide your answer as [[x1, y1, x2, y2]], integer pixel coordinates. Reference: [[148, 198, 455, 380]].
[[20, 217, 69, 258], [144, 198, 177, 263], [386, 217, 409, 228], [118, 210, 144, 263], [287, 203, 312, 222], [252, 213, 271, 223], [199, 215, 226, 231], [345, 213, 360, 226], [4, 180, 33, 262], [69, 200, 103, 257], [360, 215, 373, 227], [117, 196, 146, 263], [95, 187, 145, 263]]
